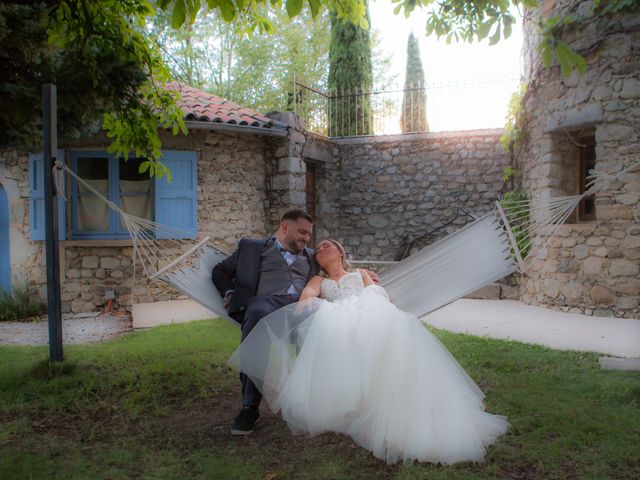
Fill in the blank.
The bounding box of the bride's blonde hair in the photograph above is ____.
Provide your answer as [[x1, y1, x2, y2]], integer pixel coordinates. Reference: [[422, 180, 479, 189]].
[[316, 238, 351, 276]]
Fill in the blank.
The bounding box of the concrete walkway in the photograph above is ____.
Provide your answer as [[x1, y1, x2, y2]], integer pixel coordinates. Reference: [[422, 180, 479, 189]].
[[423, 299, 640, 358], [0, 313, 131, 345], [131, 297, 640, 359]]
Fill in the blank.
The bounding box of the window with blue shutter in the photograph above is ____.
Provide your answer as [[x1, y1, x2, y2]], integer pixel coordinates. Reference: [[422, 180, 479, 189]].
[[62, 149, 197, 240], [29, 151, 66, 241], [71, 151, 155, 240], [155, 150, 198, 240]]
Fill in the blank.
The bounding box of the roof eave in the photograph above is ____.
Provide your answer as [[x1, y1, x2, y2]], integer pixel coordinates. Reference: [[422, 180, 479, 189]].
[[184, 120, 288, 138]]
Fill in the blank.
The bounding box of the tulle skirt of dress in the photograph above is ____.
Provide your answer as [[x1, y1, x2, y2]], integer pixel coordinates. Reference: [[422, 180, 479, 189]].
[[228, 285, 508, 465]]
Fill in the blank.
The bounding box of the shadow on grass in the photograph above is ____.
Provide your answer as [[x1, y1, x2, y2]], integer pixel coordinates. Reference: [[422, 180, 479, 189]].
[[28, 359, 78, 381]]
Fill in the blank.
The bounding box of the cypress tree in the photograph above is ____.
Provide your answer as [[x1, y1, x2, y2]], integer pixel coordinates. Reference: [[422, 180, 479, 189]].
[[328, 3, 373, 137], [400, 32, 429, 133]]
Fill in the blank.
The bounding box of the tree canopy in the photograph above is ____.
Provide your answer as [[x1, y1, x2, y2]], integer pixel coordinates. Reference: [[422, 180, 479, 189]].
[[149, 6, 332, 113], [0, 2, 150, 148], [5, 0, 627, 173], [0, 1, 185, 178], [400, 32, 428, 133], [328, 1, 373, 136]]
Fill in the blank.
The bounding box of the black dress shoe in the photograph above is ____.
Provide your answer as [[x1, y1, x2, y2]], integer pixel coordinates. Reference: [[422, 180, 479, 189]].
[[231, 406, 260, 435]]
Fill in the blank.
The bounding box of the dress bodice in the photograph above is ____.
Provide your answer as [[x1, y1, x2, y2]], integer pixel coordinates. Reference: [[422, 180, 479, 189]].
[[320, 271, 365, 302]]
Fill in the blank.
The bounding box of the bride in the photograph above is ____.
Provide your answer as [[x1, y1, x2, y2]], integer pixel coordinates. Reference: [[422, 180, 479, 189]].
[[228, 238, 508, 465]]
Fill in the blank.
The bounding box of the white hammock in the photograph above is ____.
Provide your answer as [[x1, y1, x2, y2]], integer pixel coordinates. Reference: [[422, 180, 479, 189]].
[[58, 160, 639, 325]]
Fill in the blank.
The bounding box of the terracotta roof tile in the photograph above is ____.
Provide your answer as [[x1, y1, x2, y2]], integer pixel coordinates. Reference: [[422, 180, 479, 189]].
[[166, 82, 285, 131]]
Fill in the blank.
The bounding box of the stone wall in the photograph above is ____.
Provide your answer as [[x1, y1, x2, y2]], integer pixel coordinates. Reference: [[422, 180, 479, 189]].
[[326, 130, 511, 261], [0, 129, 277, 313], [516, 0, 640, 318], [263, 112, 311, 233], [0, 150, 45, 298]]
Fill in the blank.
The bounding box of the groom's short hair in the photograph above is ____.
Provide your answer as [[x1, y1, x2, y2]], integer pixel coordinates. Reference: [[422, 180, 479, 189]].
[[281, 208, 314, 224]]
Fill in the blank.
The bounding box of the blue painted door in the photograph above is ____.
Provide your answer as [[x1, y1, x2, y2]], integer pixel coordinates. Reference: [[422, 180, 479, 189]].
[[0, 185, 10, 295]]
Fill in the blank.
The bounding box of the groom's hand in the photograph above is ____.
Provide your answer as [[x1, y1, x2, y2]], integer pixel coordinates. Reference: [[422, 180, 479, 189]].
[[366, 269, 381, 284], [223, 290, 234, 310]]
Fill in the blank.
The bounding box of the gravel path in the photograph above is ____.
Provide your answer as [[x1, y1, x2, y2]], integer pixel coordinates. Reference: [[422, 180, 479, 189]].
[[0, 313, 132, 345]]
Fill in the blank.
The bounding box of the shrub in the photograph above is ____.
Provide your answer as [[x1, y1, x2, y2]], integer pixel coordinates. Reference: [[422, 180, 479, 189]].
[[0, 286, 46, 322]]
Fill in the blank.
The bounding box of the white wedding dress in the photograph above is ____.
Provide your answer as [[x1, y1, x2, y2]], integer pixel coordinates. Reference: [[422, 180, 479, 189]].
[[228, 271, 508, 465]]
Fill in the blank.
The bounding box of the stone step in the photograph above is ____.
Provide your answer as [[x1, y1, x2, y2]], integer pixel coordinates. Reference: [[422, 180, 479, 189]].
[[464, 283, 501, 300], [599, 356, 640, 371], [132, 299, 217, 329]]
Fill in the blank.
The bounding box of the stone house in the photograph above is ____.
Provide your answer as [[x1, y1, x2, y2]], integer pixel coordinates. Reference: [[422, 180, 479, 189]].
[[2, 2, 639, 321], [0, 83, 325, 313], [514, 0, 640, 318], [0, 80, 514, 315]]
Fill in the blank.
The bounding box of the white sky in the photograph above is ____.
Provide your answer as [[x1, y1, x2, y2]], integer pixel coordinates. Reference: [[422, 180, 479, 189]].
[[369, 1, 524, 132]]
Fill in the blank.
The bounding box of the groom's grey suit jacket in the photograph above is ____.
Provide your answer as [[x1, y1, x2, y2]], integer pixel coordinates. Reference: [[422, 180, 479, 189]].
[[211, 237, 318, 322]]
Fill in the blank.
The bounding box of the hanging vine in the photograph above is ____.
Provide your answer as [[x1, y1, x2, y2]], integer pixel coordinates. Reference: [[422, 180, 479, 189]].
[[534, 0, 640, 77], [502, 0, 640, 161], [500, 82, 529, 155]]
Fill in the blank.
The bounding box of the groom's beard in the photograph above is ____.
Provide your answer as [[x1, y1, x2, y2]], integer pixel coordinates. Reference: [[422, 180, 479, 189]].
[[284, 239, 306, 254], [289, 243, 304, 254]]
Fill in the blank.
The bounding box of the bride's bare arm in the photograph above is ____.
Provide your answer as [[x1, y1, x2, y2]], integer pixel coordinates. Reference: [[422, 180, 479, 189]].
[[360, 269, 375, 287], [299, 275, 324, 302]]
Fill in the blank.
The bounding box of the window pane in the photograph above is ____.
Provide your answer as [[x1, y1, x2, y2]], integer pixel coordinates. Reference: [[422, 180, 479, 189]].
[[119, 158, 151, 225], [119, 158, 150, 191], [78, 196, 109, 231], [120, 196, 151, 225], [77, 157, 109, 193], [582, 141, 596, 217], [76, 156, 109, 232]]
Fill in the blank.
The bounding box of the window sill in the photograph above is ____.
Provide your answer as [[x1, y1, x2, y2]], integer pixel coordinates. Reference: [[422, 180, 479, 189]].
[[557, 221, 598, 231], [61, 239, 134, 247]]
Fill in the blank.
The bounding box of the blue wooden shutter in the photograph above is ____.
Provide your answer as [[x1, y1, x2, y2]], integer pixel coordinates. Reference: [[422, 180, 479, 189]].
[[155, 150, 197, 239], [0, 185, 11, 295], [29, 151, 66, 240]]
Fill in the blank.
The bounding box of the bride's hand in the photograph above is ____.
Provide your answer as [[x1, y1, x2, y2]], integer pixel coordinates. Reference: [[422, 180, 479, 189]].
[[295, 300, 313, 315], [364, 269, 380, 285]]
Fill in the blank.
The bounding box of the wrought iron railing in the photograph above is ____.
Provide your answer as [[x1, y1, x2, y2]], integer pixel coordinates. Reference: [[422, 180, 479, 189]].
[[293, 76, 519, 138]]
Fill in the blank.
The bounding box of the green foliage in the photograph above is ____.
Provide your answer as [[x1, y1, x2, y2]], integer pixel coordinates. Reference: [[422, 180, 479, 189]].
[[537, 0, 640, 78], [149, 6, 332, 115], [156, 0, 640, 85], [0, 287, 46, 322], [400, 32, 429, 133], [0, 1, 149, 149], [0, 1, 184, 177], [593, 0, 639, 15], [102, 84, 186, 180], [420, 0, 523, 45], [5, 0, 639, 166], [159, 0, 370, 32], [328, 1, 373, 136], [537, 15, 587, 78], [500, 82, 528, 153], [500, 186, 530, 258], [501, 166, 530, 259], [47, 0, 186, 178], [502, 165, 516, 183]]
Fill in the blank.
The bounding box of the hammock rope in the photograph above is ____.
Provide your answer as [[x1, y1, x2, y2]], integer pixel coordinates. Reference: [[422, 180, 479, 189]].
[[55, 159, 639, 324]]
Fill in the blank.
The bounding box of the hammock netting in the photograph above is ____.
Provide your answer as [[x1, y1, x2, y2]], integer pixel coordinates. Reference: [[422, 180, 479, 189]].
[[58, 160, 639, 326]]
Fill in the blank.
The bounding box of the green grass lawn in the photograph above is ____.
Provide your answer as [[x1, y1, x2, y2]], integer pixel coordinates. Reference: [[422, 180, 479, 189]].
[[0, 319, 638, 480]]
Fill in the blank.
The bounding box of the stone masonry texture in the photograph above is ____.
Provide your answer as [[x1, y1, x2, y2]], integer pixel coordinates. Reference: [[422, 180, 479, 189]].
[[514, 0, 640, 318]]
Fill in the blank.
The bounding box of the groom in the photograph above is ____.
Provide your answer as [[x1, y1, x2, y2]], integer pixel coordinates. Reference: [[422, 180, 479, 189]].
[[212, 208, 318, 435]]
